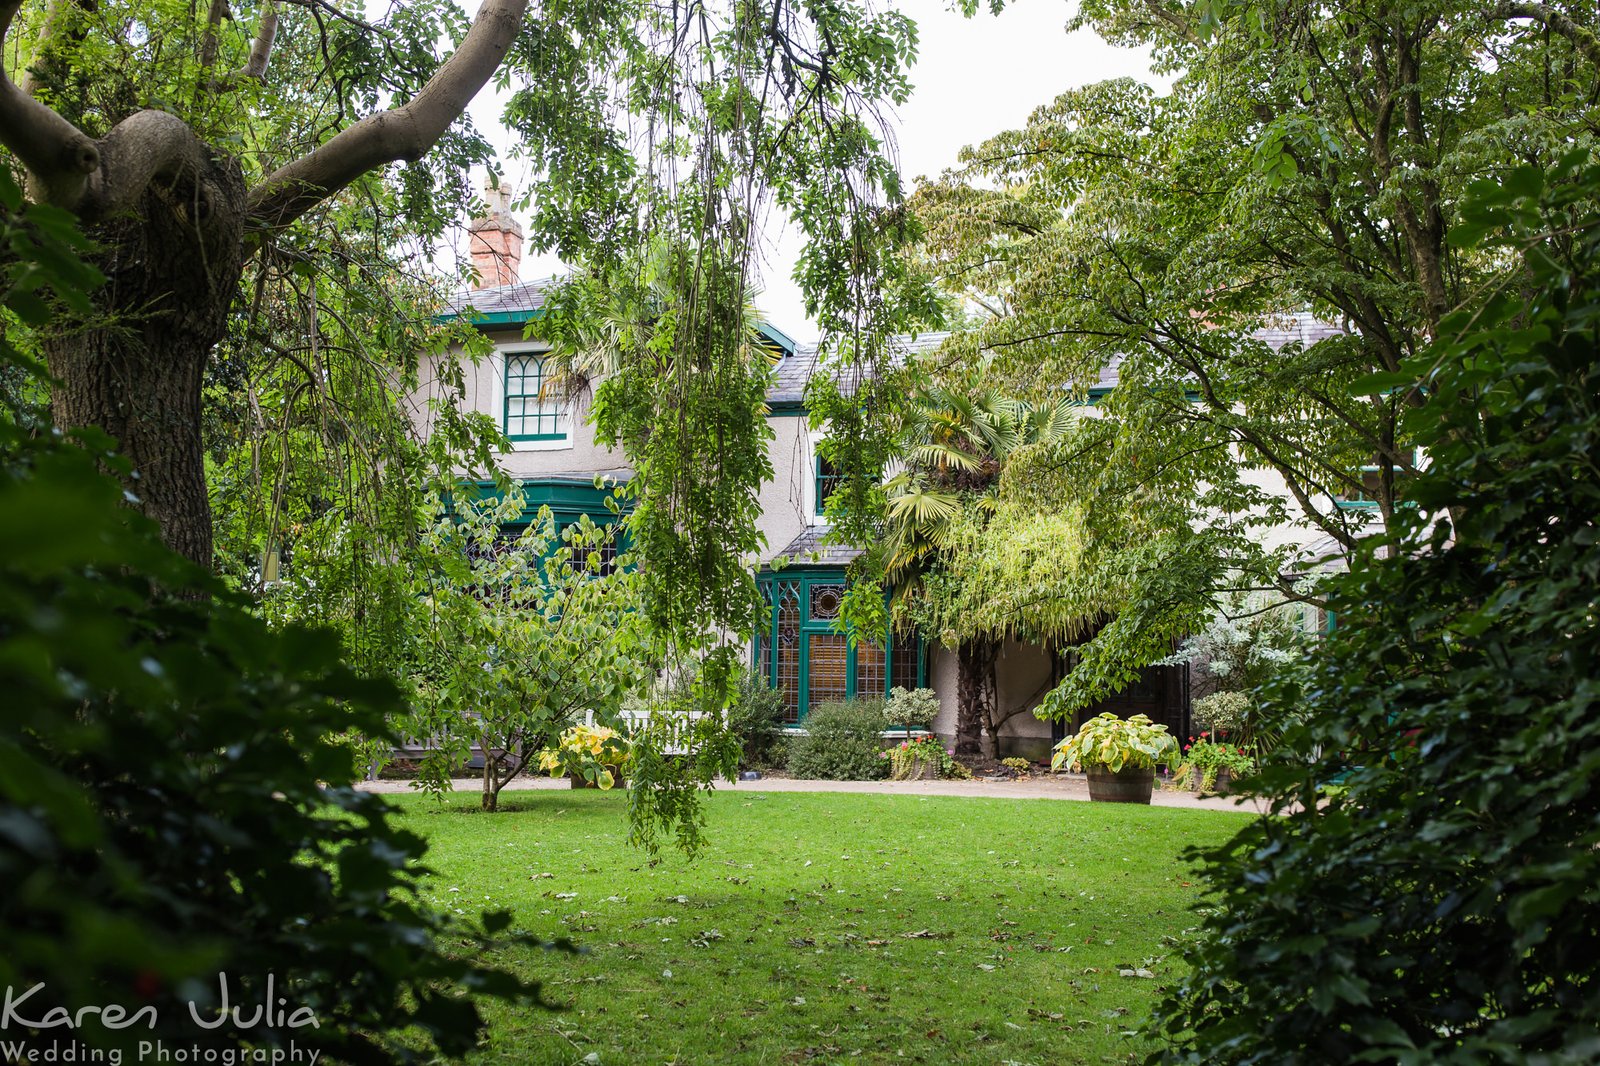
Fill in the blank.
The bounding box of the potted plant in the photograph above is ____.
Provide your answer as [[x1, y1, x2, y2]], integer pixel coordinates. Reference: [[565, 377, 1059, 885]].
[[1180, 733, 1255, 794], [1050, 713, 1179, 804], [538, 724, 631, 789], [884, 735, 950, 780]]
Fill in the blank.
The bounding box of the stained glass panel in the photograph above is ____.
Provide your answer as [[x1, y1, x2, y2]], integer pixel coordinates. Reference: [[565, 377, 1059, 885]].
[[809, 583, 845, 621], [776, 581, 801, 723]]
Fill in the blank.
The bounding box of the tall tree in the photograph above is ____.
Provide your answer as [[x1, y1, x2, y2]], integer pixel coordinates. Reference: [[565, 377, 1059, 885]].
[[1, 0, 525, 565], [1148, 149, 1600, 1066], [911, 0, 1600, 712]]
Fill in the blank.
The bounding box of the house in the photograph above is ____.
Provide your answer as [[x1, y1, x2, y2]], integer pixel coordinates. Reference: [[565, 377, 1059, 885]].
[[410, 186, 1339, 761]]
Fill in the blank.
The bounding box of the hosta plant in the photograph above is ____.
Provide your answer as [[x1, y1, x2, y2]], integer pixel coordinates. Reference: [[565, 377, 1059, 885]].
[[539, 724, 632, 789], [1051, 713, 1179, 773]]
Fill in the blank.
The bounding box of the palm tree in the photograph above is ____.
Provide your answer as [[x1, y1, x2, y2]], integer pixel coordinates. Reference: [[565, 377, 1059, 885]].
[[884, 383, 1074, 757]]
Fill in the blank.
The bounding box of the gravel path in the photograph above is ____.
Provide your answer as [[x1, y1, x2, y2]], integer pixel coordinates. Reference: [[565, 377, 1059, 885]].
[[356, 772, 1268, 814]]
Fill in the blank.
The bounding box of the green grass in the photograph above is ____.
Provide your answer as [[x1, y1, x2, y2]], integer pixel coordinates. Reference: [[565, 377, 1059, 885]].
[[393, 789, 1250, 1066]]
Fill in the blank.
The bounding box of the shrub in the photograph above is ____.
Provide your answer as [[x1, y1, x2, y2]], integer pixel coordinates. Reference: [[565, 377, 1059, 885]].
[[1191, 689, 1249, 736], [787, 700, 890, 780], [538, 724, 632, 788], [728, 668, 787, 768], [1051, 713, 1179, 772]]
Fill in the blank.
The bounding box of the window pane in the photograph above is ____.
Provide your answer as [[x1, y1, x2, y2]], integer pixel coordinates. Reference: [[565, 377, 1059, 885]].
[[506, 354, 564, 438], [891, 639, 920, 691], [856, 639, 886, 700], [808, 633, 849, 710], [816, 455, 843, 513]]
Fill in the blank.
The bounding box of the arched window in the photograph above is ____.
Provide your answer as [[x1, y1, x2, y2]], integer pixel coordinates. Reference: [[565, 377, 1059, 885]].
[[504, 353, 566, 441]]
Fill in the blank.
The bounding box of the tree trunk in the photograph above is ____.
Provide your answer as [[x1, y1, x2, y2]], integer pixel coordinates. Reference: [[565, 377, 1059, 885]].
[[955, 636, 998, 759], [43, 153, 247, 570]]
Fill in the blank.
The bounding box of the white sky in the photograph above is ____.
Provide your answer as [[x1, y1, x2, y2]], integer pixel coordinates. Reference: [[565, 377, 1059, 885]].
[[466, 0, 1158, 342]]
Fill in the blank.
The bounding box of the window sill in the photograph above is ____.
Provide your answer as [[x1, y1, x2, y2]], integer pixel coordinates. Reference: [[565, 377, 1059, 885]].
[[509, 436, 573, 452]]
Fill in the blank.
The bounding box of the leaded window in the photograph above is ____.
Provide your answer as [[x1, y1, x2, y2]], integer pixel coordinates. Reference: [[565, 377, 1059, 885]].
[[775, 580, 802, 723], [856, 640, 887, 699]]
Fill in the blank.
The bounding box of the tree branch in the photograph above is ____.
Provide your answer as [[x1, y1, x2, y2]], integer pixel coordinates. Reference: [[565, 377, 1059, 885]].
[[199, 0, 231, 73], [88, 109, 214, 214], [247, 0, 528, 230], [0, 0, 99, 207], [1492, 3, 1600, 69], [212, 0, 279, 91]]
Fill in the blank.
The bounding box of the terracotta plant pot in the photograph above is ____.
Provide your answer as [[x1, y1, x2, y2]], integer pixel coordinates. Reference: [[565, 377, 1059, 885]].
[[1085, 765, 1156, 804]]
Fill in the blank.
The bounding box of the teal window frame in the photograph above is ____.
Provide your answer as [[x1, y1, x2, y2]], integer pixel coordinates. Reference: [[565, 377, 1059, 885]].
[[752, 571, 925, 723], [504, 353, 566, 442], [452, 478, 633, 572]]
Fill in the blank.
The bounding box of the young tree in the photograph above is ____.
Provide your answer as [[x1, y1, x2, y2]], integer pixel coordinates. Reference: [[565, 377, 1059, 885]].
[[405, 488, 651, 812]]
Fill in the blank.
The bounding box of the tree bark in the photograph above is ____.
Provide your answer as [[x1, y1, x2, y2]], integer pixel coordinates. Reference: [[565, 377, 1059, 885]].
[[955, 636, 998, 759], [44, 152, 248, 570]]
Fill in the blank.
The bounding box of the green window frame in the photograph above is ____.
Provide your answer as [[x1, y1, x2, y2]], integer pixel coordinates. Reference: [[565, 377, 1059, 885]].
[[752, 571, 925, 724], [504, 353, 566, 441]]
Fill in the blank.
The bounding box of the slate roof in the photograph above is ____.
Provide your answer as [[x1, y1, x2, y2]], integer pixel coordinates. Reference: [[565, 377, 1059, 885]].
[[772, 524, 863, 567], [441, 278, 555, 320], [1253, 310, 1349, 350], [767, 331, 951, 406]]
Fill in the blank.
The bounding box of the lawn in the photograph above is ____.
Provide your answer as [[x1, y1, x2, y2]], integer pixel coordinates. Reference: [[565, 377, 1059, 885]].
[[392, 789, 1251, 1066]]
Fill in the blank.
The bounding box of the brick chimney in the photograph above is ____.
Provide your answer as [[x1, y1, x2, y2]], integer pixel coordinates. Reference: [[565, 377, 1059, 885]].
[[468, 176, 523, 289]]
